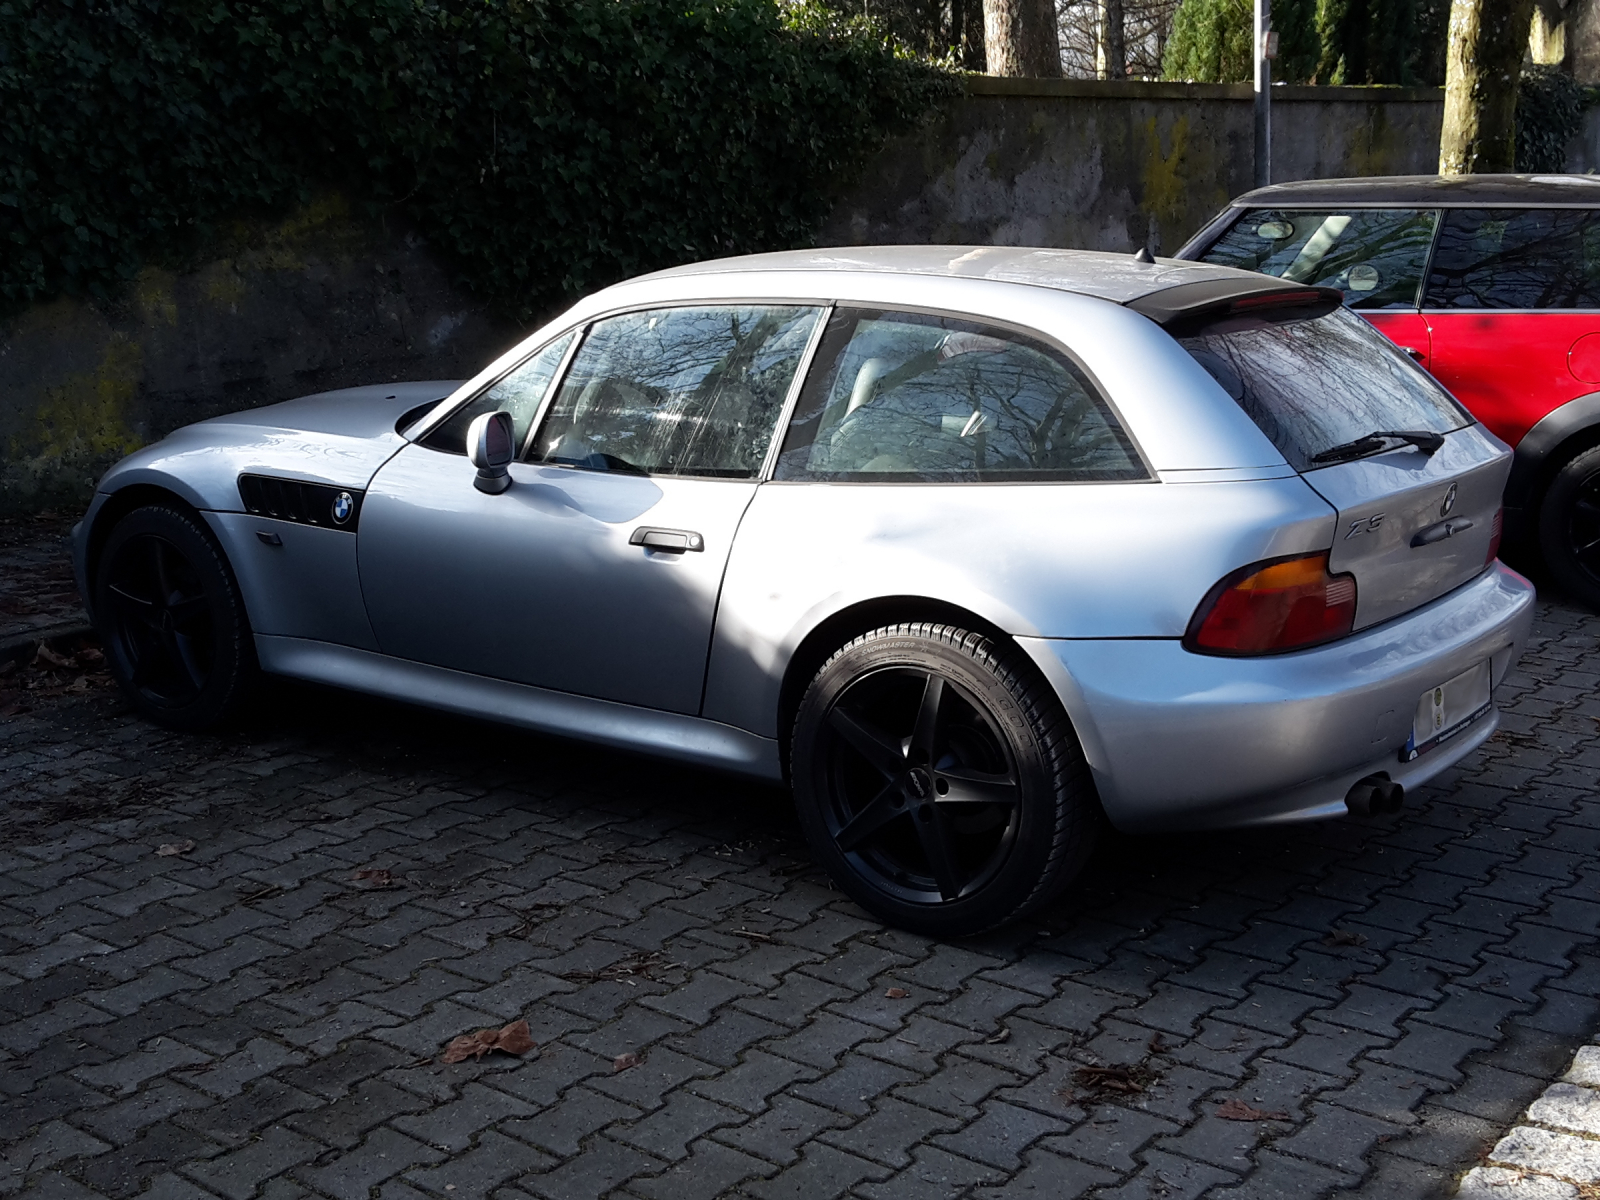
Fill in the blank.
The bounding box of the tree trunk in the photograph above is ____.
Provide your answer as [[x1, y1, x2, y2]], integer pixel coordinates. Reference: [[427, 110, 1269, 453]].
[[1439, 0, 1538, 173], [983, 0, 1061, 77], [952, 0, 987, 71], [1098, 0, 1126, 79]]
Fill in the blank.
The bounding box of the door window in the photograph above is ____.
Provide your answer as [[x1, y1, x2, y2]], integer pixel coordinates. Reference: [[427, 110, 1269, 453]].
[[773, 308, 1144, 482], [1424, 207, 1600, 309], [421, 332, 575, 454], [1198, 208, 1439, 310], [527, 305, 823, 478]]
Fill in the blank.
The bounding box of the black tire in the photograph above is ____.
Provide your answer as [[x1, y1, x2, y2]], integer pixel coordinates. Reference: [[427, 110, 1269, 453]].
[[1538, 443, 1600, 610], [94, 504, 257, 731], [790, 623, 1098, 937]]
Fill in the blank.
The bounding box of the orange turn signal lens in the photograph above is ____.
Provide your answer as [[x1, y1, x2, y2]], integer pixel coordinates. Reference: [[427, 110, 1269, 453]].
[[1185, 552, 1358, 656]]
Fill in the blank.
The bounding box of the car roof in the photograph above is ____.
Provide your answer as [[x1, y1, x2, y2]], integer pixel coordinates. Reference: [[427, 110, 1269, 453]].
[[635, 245, 1278, 306], [1226, 173, 1600, 208]]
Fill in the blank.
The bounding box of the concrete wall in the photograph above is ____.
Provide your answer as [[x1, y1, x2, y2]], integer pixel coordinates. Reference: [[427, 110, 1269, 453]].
[[0, 197, 520, 511], [821, 79, 1447, 255], [3, 79, 1589, 511]]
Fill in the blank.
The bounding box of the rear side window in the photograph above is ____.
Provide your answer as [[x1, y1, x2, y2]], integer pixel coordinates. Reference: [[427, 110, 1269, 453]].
[[528, 305, 822, 478], [1199, 208, 1439, 310], [1181, 307, 1471, 472], [1425, 207, 1600, 309], [773, 308, 1144, 482]]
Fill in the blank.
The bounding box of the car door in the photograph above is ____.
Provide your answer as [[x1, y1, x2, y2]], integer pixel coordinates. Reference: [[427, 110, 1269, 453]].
[[1423, 206, 1600, 448], [357, 302, 824, 715], [1191, 205, 1438, 367]]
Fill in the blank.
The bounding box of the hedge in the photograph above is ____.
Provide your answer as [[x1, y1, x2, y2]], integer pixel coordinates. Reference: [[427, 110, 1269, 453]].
[[0, 0, 951, 319]]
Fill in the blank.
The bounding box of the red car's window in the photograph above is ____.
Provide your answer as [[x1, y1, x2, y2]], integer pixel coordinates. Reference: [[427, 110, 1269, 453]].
[[1425, 207, 1600, 309], [1198, 208, 1439, 310]]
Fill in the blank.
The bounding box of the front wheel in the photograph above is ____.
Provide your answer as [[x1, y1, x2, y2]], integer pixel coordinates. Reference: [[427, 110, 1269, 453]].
[[95, 504, 257, 731], [1538, 444, 1600, 610], [790, 623, 1098, 937]]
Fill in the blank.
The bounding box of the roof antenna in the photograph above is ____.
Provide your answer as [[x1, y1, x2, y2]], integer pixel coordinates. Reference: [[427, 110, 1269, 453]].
[[1133, 246, 1156, 264]]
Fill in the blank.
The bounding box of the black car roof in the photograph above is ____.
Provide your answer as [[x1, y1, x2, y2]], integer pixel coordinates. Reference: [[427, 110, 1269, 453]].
[[1228, 174, 1600, 208]]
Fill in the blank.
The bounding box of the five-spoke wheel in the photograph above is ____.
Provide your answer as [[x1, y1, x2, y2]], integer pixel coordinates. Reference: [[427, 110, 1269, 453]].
[[791, 623, 1097, 936], [1540, 444, 1600, 610], [95, 505, 256, 730]]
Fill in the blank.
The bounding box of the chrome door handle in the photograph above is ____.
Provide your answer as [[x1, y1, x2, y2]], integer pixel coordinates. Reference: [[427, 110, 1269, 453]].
[[629, 527, 704, 553]]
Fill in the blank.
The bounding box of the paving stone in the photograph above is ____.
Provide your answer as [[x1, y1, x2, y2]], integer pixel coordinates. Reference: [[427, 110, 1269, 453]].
[[182, 1126, 319, 1200], [1457, 1165, 1578, 1199], [706, 1092, 847, 1167], [931, 1100, 1075, 1170], [741, 1142, 891, 1200], [293, 1127, 447, 1200], [1490, 1125, 1600, 1182], [523, 1135, 659, 1200], [501, 1086, 640, 1158], [401, 1130, 554, 1198], [624, 1137, 771, 1200], [610, 1092, 742, 1162]]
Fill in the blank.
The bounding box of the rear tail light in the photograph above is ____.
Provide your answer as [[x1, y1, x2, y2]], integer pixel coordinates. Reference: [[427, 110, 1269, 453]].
[[1185, 552, 1358, 656], [1486, 507, 1503, 565]]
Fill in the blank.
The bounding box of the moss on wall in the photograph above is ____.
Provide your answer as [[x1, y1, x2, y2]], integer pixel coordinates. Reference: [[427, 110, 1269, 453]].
[[0, 199, 518, 513]]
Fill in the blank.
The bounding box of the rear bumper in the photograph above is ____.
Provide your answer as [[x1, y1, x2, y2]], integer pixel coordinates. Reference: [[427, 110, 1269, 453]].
[[1020, 563, 1535, 832]]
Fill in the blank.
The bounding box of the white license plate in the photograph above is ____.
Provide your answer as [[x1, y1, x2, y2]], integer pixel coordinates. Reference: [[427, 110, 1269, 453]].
[[1401, 661, 1492, 762]]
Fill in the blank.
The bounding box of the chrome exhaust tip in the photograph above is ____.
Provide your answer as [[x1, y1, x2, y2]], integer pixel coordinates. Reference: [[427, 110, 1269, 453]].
[[1346, 773, 1404, 818]]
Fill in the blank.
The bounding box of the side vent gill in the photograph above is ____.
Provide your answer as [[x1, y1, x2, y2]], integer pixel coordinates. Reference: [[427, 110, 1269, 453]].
[[238, 474, 364, 532]]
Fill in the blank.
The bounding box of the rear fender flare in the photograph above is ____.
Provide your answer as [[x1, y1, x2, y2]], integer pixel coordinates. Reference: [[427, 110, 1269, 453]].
[[1505, 390, 1600, 516]]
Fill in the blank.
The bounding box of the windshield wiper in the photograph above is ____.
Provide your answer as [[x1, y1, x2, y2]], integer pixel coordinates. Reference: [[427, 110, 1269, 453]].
[[1309, 429, 1446, 466]]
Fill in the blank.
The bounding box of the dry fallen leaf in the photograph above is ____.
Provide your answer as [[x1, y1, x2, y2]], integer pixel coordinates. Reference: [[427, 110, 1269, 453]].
[[613, 1051, 641, 1072], [884, 987, 909, 1000], [439, 1019, 536, 1064], [1216, 1098, 1291, 1122], [156, 839, 196, 857], [1323, 930, 1368, 948], [354, 868, 396, 888], [1073, 1064, 1158, 1096], [34, 645, 73, 669]]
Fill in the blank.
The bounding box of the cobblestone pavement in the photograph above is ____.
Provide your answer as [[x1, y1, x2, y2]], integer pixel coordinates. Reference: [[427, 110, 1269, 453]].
[[2, 527, 1598, 1200], [1457, 1033, 1600, 1197], [0, 514, 86, 653]]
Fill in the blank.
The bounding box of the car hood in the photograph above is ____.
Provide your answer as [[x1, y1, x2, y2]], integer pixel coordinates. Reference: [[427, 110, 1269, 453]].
[[201, 381, 461, 441], [96, 381, 463, 514]]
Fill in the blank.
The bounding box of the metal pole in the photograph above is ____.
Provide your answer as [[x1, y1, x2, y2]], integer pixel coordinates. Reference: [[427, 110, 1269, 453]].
[[1254, 0, 1271, 189]]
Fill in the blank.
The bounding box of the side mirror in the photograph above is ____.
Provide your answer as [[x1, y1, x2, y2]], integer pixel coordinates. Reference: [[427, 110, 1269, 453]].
[[467, 410, 515, 494]]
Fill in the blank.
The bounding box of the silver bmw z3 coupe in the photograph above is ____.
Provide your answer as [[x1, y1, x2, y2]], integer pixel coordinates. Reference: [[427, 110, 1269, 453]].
[[73, 247, 1535, 935]]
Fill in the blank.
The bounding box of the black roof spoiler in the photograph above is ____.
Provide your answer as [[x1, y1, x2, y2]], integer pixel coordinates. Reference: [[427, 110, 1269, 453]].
[[1127, 279, 1344, 334]]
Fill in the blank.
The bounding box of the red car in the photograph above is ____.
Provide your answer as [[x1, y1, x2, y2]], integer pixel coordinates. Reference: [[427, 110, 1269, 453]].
[[1177, 174, 1600, 607]]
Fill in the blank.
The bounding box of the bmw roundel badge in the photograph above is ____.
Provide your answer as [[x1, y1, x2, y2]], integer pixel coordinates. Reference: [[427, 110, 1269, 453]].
[[331, 491, 355, 525], [1440, 483, 1458, 518]]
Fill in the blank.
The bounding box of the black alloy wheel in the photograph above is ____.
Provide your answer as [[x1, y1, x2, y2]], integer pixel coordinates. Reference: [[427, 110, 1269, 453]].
[[1539, 444, 1600, 610], [95, 504, 257, 730], [791, 623, 1098, 936]]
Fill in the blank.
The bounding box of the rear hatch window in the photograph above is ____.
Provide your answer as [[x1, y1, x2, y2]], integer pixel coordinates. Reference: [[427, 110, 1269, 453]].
[[1181, 306, 1505, 630], [1199, 208, 1438, 310], [1181, 306, 1469, 473]]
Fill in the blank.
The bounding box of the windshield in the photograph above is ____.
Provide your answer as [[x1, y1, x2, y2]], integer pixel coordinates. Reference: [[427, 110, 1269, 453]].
[[1199, 208, 1440, 310], [1180, 307, 1471, 472]]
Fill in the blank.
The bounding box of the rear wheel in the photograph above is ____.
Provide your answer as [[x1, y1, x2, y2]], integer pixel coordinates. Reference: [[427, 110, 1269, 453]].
[[1538, 444, 1600, 610], [95, 504, 257, 730], [790, 623, 1098, 937]]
